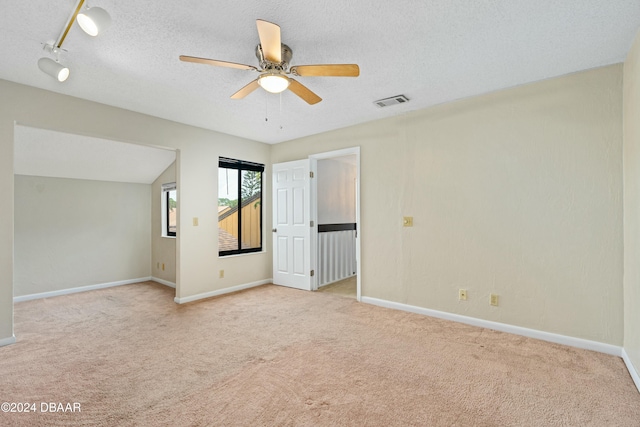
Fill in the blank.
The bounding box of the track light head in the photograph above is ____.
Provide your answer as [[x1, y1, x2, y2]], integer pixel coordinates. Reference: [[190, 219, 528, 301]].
[[38, 57, 70, 82], [77, 7, 111, 36]]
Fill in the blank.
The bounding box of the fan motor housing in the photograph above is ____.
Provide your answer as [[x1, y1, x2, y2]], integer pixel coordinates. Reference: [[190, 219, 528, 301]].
[[256, 43, 292, 71]]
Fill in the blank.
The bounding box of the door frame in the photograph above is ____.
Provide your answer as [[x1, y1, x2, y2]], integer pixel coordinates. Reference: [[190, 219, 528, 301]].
[[309, 147, 361, 301]]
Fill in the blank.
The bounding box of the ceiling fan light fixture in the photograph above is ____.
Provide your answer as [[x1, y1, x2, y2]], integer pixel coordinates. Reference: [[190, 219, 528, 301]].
[[77, 6, 111, 37], [38, 57, 70, 82], [258, 73, 290, 94]]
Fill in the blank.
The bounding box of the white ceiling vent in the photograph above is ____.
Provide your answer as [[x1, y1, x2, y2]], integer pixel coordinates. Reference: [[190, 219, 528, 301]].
[[374, 95, 410, 108]]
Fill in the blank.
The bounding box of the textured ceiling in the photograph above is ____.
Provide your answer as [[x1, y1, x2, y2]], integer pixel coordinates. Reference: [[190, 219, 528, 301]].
[[1, 1, 639, 144], [14, 125, 176, 184]]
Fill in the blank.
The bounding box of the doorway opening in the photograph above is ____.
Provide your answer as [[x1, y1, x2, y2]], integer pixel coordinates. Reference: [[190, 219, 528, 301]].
[[13, 124, 178, 303], [310, 148, 360, 300], [271, 147, 361, 300]]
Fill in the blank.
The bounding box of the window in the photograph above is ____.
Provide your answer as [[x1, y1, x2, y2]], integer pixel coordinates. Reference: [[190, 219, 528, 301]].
[[162, 183, 177, 237], [218, 157, 264, 256]]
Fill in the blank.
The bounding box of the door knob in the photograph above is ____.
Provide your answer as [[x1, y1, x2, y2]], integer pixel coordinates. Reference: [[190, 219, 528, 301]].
[[272, 228, 277, 232]]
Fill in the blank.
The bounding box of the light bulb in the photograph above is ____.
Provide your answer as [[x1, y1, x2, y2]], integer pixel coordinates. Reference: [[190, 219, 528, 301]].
[[38, 58, 70, 82], [258, 74, 290, 94], [77, 7, 111, 37]]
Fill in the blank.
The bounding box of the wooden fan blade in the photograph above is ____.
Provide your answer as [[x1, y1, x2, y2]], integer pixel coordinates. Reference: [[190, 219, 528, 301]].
[[231, 79, 260, 99], [179, 55, 258, 71], [256, 19, 281, 63], [290, 64, 360, 77], [287, 78, 322, 105]]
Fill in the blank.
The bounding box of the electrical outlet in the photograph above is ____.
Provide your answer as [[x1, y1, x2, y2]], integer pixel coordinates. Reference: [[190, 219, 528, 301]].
[[490, 294, 499, 306], [193, 217, 199, 226], [459, 289, 467, 301], [219, 270, 224, 279]]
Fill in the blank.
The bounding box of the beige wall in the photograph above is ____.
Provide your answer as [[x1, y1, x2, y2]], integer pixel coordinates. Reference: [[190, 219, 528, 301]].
[[0, 105, 13, 342], [272, 65, 624, 345], [623, 30, 640, 372], [0, 79, 272, 344], [317, 158, 357, 224], [152, 162, 177, 284], [14, 175, 151, 296]]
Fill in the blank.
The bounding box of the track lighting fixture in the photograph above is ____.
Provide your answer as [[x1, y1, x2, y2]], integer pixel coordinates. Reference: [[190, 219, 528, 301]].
[[38, 0, 111, 82]]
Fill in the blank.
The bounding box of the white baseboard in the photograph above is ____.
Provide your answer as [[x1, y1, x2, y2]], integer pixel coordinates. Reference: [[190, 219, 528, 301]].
[[174, 279, 271, 304], [151, 277, 176, 288], [13, 277, 153, 303], [0, 335, 16, 347], [361, 296, 622, 357], [622, 348, 640, 394]]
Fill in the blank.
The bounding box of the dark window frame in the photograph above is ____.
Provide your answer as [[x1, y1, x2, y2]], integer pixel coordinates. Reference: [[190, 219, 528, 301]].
[[165, 189, 176, 237], [218, 157, 264, 256]]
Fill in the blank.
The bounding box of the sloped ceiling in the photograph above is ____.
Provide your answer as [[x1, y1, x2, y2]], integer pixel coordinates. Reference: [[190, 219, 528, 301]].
[[14, 125, 176, 184], [1, 1, 639, 145]]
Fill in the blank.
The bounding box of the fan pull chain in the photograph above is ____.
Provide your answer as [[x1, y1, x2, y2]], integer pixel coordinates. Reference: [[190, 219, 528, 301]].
[[264, 91, 268, 122], [279, 92, 283, 130]]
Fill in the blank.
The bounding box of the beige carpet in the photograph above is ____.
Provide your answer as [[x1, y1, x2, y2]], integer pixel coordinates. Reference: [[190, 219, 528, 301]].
[[316, 276, 357, 299], [1, 281, 638, 426]]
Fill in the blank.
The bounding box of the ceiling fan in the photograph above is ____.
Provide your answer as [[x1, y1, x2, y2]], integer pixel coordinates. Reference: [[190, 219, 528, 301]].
[[179, 19, 360, 105]]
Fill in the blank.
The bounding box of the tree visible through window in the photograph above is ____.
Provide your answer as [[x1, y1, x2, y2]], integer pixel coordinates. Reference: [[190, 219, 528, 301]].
[[218, 158, 263, 255]]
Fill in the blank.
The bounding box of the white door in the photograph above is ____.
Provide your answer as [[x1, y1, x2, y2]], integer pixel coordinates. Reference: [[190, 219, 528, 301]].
[[272, 160, 312, 290]]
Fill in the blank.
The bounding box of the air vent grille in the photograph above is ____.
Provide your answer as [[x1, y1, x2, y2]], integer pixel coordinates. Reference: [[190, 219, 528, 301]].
[[374, 95, 410, 108]]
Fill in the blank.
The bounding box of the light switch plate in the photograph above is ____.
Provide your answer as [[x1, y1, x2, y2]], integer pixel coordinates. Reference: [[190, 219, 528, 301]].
[[490, 294, 499, 306], [193, 217, 199, 226]]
